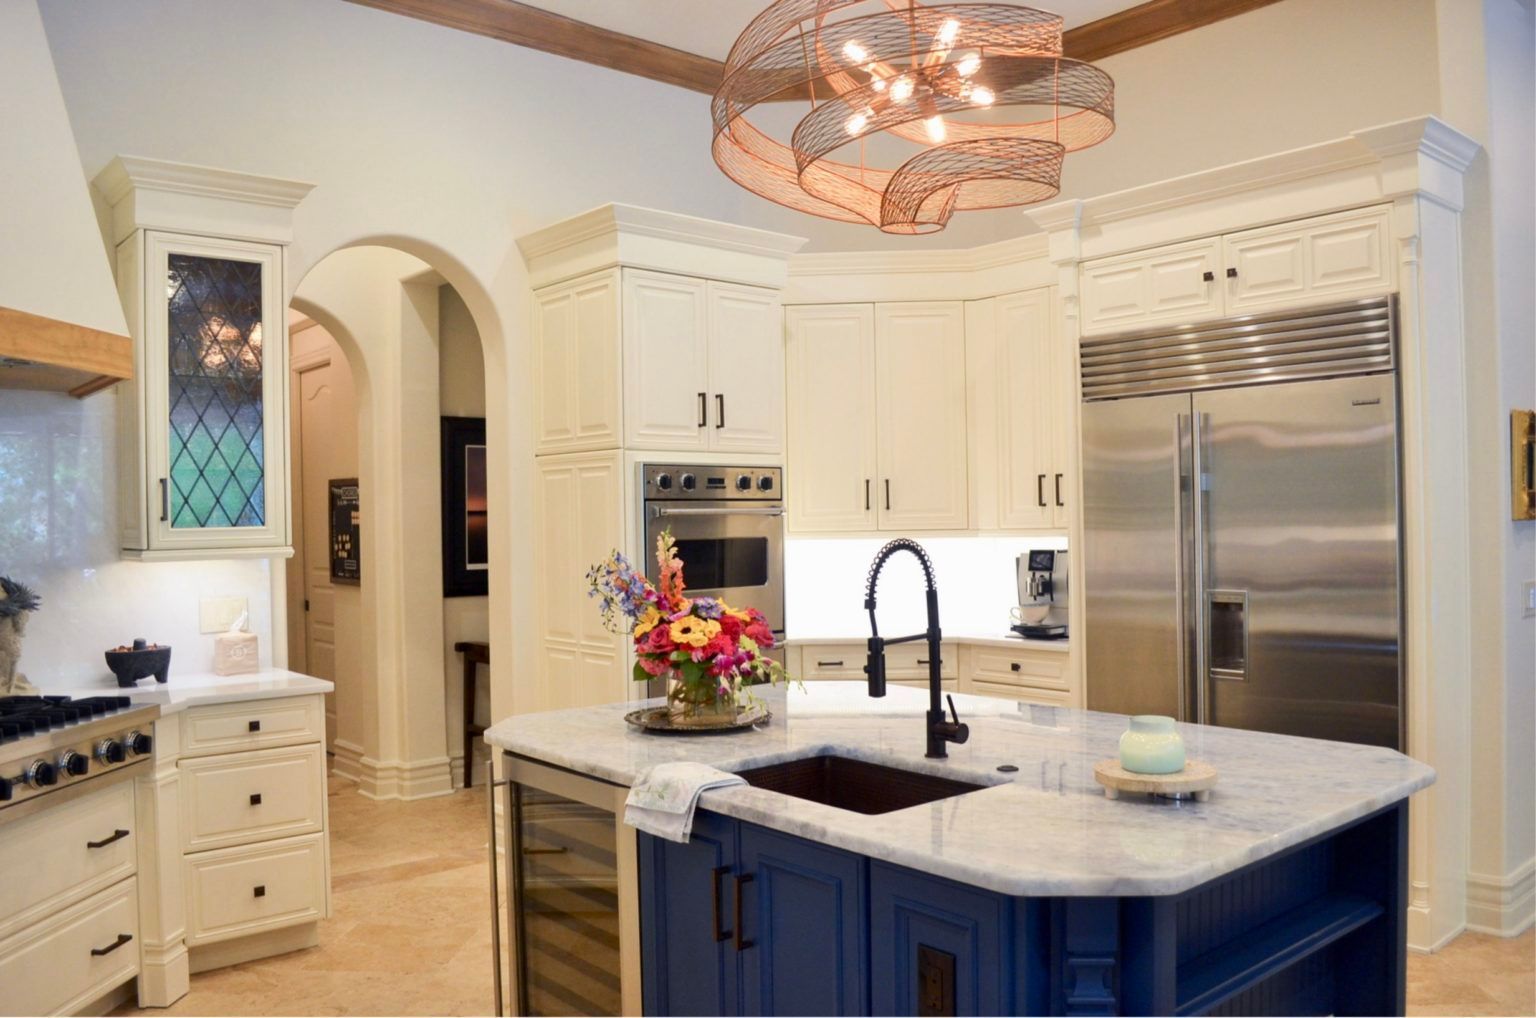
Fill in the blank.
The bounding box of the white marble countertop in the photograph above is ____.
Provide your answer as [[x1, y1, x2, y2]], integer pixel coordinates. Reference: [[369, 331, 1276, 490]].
[[787, 631, 1071, 652], [485, 682, 1433, 898], [35, 668, 332, 715]]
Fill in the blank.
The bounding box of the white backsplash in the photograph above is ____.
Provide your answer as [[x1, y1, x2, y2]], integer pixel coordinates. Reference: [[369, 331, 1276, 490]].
[[784, 534, 1067, 639], [0, 390, 274, 683]]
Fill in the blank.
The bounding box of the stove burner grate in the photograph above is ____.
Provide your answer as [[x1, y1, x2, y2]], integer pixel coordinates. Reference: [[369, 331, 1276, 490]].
[[0, 695, 135, 746]]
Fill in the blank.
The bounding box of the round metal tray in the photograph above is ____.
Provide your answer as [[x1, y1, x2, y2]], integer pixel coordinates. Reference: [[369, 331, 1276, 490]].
[[624, 702, 770, 735]]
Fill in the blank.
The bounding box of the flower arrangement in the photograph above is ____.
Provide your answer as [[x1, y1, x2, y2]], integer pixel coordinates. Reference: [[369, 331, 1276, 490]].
[[587, 530, 789, 724]]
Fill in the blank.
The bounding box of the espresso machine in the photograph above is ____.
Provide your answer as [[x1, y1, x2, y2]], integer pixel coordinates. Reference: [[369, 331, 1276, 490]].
[[1012, 549, 1069, 639]]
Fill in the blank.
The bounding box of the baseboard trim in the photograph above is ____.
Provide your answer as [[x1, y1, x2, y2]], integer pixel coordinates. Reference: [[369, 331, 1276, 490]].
[[1466, 857, 1536, 937], [355, 754, 455, 801], [189, 921, 320, 974], [330, 739, 365, 785]]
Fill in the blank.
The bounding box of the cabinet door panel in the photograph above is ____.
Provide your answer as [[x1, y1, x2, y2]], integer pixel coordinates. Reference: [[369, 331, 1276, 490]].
[[1080, 239, 1221, 336], [994, 290, 1057, 529], [738, 823, 868, 1017], [623, 269, 709, 451], [785, 305, 878, 532], [1223, 206, 1392, 314], [875, 302, 969, 530], [638, 812, 739, 1017], [708, 282, 783, 454], [534, 270, 621, 453]]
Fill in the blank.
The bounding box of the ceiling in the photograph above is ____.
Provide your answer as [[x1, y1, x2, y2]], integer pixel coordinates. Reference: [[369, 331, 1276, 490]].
[[513, 1, 1147, 61]]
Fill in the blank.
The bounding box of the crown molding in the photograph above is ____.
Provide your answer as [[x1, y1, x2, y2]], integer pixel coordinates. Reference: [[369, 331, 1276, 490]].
[[93, 155, 316, 246], [93, 155, 314, 210]]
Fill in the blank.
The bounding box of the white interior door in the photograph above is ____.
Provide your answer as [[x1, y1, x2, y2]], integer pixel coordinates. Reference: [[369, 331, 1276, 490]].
[[295, 359, 340, 749], [875, 303, 969, 531]]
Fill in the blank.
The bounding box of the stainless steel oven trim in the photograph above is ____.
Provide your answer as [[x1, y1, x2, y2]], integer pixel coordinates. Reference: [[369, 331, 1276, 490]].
[[650, 506, 786, 519]]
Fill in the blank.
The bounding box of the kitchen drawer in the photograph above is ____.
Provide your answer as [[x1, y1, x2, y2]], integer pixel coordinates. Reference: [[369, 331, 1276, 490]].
[[180, 695, 324, 757], [0, 776, 136, 943], [184, 832, 326, 946], [180, 743, 324, 853], [967, 679, 1072, 707], [0, 876, 139, 1018], [800, 642, 955, 680], [966, 646, 1069, 693]]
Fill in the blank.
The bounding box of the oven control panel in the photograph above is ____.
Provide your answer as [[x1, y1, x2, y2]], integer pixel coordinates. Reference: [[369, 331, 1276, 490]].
[[642, 464, 783, 501]]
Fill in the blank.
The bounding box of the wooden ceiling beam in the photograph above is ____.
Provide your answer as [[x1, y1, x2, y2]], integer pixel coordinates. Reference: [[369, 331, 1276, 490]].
[[343, 0, 1290, 97]]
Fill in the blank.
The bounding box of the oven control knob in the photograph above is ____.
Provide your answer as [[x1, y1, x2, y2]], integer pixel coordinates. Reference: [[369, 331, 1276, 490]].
[[0, 776, 11, 802], [680, 473, 697, 491], [654, 473, 672, 491], [757, 475, 775, 492], [736, 474, 753, 491], [25, 760, 57, 788], [126, 731, 153, 757], [95, 739, 126, 765], [59, 750, 89, 778]]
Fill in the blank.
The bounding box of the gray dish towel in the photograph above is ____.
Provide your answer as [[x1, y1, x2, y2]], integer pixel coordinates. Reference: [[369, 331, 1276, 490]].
[[624, 762, 747, 842]]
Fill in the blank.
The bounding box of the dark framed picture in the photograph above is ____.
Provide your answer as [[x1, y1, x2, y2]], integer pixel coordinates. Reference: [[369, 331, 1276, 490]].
[[441, 417, 489, 597], [328, 478, 361, 585]]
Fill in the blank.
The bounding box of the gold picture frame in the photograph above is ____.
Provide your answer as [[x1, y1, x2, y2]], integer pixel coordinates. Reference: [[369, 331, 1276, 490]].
[[1513, 410, 1535, 521]]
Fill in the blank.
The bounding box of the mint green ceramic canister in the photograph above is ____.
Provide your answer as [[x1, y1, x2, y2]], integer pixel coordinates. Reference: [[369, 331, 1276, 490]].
[[1118, 715, 1186, 774]]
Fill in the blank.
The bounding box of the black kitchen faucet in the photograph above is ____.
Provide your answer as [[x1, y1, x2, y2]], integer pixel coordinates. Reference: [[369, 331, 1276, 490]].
[[863, 538, 969, 759]]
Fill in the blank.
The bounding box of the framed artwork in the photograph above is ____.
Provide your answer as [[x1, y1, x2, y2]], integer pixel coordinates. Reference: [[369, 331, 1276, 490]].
[[441, 416, 489, 597], [328, 478, 361, 585]]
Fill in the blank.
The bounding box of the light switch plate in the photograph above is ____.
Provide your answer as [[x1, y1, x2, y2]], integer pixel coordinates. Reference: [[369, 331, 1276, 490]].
[[200, 596, 248, 634]]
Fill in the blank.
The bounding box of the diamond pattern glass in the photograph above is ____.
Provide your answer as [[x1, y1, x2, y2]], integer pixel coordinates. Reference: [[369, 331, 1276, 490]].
[[166, 253, 266, 529]]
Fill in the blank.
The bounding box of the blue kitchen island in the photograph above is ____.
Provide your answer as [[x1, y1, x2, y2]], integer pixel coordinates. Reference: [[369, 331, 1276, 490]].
[[486, 683, 1433, 1017]]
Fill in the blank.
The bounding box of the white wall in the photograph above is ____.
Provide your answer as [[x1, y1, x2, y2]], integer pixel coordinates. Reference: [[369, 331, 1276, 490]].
[[0, 390, 273, 683]]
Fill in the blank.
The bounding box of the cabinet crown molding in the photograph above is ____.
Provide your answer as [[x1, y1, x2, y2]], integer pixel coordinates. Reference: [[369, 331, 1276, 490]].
[[92, 155, 316, 246], [518, 203, 806, 290], [784, 234, 1052, 303]]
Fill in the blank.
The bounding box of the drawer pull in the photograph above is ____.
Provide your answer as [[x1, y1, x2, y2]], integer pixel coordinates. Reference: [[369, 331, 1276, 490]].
[[254, 884, 266, 898], [711, 865, 731, 943], [1010, 662, 1021, 672], [249, 793, 262, 806], [86, 828, 130, 849], [917, 658, 941, 666], [520, 846, 568, 856], [734, 872, 755, 951], [816, 659, 844, 667], [90, 933, 132, 957], [248, 720, 261, 733]]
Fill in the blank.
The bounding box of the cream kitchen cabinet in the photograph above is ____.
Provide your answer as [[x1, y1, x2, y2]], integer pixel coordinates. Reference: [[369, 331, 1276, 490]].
[[1079, 205, 1393, 336], [533, 270, 622, 454], [985, 288, 1071, 530], [785, 302, 968, 533], [622, 269, 712, 451]]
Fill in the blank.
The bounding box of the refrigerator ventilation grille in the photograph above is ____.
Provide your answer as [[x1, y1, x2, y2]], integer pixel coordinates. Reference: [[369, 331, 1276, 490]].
[[1080, 296, 1396, 401]]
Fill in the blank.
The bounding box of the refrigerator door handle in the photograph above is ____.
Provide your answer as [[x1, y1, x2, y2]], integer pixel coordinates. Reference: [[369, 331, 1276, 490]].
[[1175, 413, 1193, 722], [1191, 411, 1211, 725]]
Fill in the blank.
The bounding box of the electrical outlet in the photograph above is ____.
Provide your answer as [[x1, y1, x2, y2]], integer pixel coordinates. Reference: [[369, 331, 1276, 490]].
[[1523, 581, 1536, 619], [200, 596, 248, 634]]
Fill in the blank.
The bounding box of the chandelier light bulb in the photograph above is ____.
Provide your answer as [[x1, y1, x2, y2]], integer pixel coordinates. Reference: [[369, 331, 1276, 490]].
[[970, 85, 995, 106], [889, 75, 914, 101], [842, 40, 869, 63], [937, 18, 960, 44], [924, 116, 947, 143], [956, 53, 981, 77], [845, 111, 870, 135], [871, 75, 887, 91]]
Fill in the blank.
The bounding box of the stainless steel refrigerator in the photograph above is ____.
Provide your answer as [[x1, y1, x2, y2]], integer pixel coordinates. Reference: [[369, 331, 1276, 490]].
[[1081, 296, 1403, 750]]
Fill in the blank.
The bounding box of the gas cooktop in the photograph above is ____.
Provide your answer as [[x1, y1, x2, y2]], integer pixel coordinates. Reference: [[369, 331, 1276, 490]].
[[0, 694, 160, 817]]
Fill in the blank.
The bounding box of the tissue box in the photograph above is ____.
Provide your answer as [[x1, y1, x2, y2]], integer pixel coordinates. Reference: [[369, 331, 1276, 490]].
[[213, 632, 259, 676]]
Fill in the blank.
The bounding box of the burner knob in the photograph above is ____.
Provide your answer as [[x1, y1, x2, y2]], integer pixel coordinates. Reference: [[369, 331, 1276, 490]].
[[95, 739, 126, 765], [757, 475, 775, 492], [25, 760, 57, 788], [654, 473, 672, 491], [736, 474, 753, 491], [0, 776, 11, 802], [59, 750, 89, 777], [680, 473, 697, 491], [126, 731, 153, 757]]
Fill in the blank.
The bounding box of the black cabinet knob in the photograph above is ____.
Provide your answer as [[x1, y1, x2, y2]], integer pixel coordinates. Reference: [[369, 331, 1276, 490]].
[[1010, 662, 1021, 672], [250, 793, 262, 806], [1202, 270, 1215, 282], [254, 885, 266, 898], [1226, 267, 1238, 278], [248, 720, 261, 733]]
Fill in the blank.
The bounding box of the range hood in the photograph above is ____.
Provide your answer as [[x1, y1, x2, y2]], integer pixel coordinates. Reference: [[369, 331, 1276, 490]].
[[0, 1, 131, 397]]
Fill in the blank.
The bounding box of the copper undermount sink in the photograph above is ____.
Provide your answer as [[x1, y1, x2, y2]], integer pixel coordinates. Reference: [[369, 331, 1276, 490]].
[[732, 753, 987, 815]]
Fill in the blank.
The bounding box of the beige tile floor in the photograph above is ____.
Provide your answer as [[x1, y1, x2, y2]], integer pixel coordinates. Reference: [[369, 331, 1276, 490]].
[[118, 769, 1535, 1017]]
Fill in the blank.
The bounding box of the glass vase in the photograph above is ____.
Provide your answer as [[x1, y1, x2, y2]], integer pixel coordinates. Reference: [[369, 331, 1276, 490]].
[[666, 674, 738, 728]]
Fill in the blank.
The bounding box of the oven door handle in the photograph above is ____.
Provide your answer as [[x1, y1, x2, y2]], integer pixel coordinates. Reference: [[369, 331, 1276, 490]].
[[649, 506, 785, 518]]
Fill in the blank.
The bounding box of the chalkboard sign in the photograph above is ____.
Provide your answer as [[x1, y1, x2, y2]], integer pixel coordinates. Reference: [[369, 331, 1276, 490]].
[[329, 478, 360, 585]]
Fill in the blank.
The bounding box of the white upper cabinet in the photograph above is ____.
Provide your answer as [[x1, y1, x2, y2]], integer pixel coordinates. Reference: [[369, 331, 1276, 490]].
[[622, 269, 711, 452], [1080, 206, 1394, 336], [785, 304, 877, 532], [706, 281, 784, 454], [992, 289, 1065, 530], [1222, 206, 1393, 314], [1080, 238, 1222, 336], [875, 303, 969, 531], [533, 270, 621, 454]]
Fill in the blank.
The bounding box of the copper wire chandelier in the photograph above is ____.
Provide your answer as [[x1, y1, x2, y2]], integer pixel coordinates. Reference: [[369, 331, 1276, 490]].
[[711, 0, 1115, 234]]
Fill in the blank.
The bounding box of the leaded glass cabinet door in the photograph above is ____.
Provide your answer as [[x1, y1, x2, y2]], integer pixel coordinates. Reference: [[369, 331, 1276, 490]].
[[143, 232, 288, 554]]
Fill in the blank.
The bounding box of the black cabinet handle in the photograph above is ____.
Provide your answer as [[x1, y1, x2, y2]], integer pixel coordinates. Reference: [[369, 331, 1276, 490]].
[[254, 885, 266, 898], [711, 865, 731, 943], [87, 828, 130, 849], [1055, 473, 1064, 507], [715, 393, 725, 429], [884, 479, 891, 511], [816, 660, 844, 667], [917, 659, 941, 666], [248, 720, 261, 733], [1202, 270, 1215, 283], [865, 479, 870, 511], [697, 392, 707, 428], [520, 846, 568, 855], [249, 793, 262, 806], [1010, 662, 1022, 672], [734, 873, 755, 951], [159, 478, 168, 522], [1037, 474, 1047, 507], [1226, 267, 1238, 279], [90, 933, 132, 957]]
